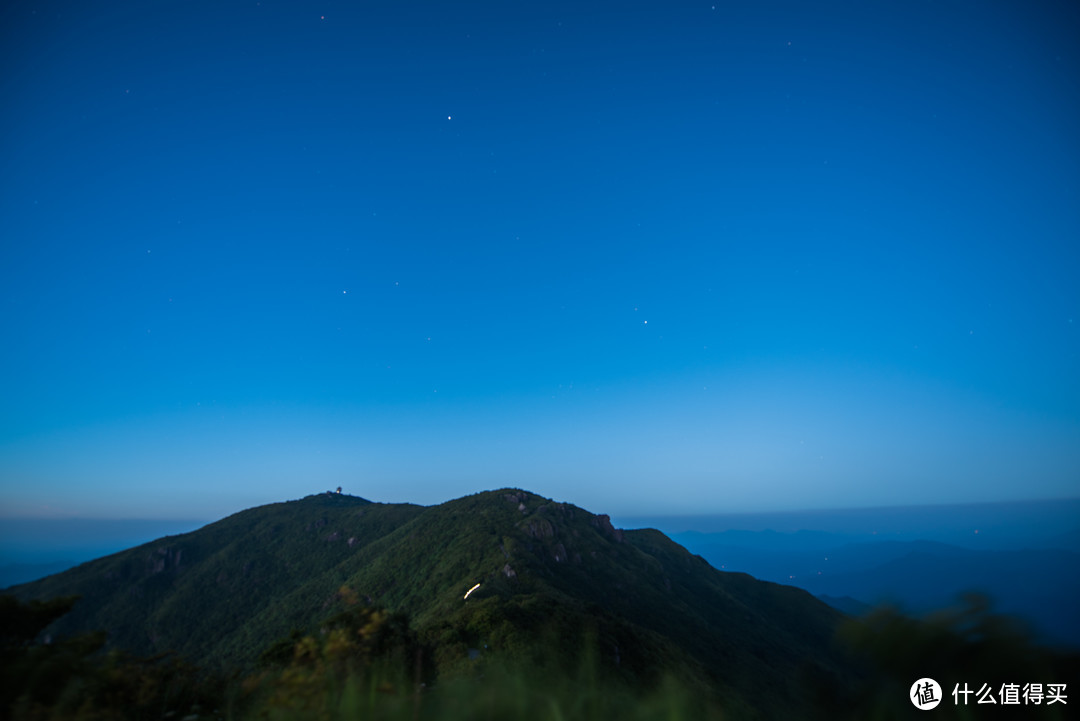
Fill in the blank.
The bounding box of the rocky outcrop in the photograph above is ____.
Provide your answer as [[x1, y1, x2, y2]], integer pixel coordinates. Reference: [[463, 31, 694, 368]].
[[523, 518, 555, 539], [591, 514, 624, 543], [146, 546, 183, 575]]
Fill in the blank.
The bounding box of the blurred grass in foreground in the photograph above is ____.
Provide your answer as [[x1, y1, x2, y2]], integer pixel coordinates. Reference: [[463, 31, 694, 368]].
[[240, 604, 729, 721], [815, 592, 1079, 721], [3, 592, 1077, 720]]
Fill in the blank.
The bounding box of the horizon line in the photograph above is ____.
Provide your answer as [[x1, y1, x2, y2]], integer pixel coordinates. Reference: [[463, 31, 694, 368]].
[[2, 493, 1079, 525]]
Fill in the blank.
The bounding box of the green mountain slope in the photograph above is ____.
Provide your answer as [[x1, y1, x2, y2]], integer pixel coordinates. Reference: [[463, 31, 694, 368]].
[[10, 493, 424, 666], [10, 489, 851, 717]]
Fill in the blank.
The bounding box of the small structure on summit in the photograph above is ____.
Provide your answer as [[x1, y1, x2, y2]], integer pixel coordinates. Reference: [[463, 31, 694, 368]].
[[336, 486, 342, 494]]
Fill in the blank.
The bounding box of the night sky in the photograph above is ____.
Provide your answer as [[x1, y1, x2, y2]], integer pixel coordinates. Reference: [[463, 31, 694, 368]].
[[1, 0, 1078, 520]]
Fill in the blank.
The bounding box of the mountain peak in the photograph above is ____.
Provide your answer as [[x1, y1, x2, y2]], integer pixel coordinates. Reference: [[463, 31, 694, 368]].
[[9, 489, 847, 716]]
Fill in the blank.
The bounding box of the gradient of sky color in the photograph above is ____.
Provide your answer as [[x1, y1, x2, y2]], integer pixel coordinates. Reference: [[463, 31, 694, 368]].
[[1, 0, 1078, 520]]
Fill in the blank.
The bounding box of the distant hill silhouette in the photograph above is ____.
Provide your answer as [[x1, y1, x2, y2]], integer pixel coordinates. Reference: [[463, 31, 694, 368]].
[[674, 532, 1080, 648], [0, 561, 76, 588]]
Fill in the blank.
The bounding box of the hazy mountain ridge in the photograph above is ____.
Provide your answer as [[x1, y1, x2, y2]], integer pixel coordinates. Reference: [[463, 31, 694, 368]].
[[674, 531, 1080, 648], [0, 561, 76, 589], [9, 489, 852, 717]]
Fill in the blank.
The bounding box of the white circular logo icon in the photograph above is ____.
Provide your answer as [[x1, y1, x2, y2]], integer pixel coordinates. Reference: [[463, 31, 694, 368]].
[[910, 678, 942, 710]]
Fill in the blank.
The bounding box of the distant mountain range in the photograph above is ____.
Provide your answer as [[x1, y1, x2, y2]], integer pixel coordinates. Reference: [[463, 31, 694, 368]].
[[672, 531, 1080, 648], [6, 490, 853, 718], [0, 517, 207, 585], [0, 561, 76, 589]]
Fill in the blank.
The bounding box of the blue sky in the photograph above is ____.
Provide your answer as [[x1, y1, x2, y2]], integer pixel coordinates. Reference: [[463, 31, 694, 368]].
[[1, 0, 1078, 519]]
